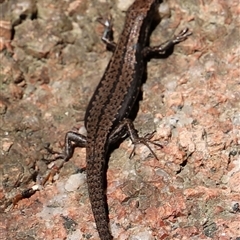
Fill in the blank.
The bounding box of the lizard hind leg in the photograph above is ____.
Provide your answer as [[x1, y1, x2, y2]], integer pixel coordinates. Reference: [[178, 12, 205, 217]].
[[109, 118, 162, 160], [61, 131, 87, 162], [45, 130, 87, 162], [129, 130, 163, 159]]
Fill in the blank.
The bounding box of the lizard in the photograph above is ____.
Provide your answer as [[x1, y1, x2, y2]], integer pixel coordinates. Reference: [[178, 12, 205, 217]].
[[59, 0, 191, 239]]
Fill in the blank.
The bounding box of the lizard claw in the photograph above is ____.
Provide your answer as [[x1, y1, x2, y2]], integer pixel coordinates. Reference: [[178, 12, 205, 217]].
[[129, 131, 163, 160], [97, 15, 113, 29], [173, 28, 192, 44]]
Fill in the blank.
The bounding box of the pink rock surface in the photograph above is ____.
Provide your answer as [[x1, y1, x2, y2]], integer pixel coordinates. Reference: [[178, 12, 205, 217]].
[[0, 0, 239, 239]]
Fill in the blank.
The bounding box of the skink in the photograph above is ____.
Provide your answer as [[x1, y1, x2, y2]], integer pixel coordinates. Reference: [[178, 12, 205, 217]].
[[60, 0, 191, 239]]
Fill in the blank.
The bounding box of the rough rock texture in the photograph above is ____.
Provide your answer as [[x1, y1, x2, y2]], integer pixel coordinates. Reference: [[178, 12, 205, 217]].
[[0, 0, 239, 239]]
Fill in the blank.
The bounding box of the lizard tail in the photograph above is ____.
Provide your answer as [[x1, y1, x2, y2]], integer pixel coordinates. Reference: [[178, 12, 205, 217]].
[[86, 157, 113, 240]]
